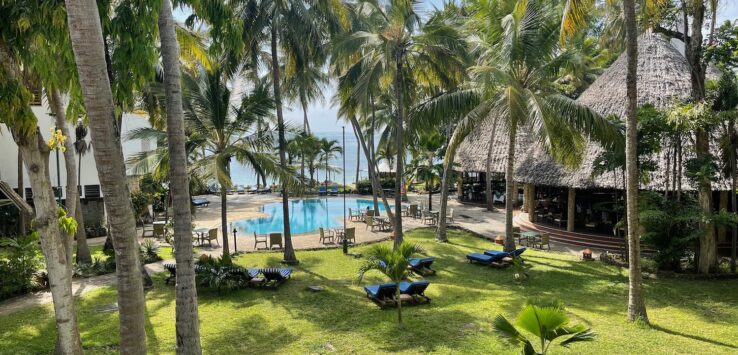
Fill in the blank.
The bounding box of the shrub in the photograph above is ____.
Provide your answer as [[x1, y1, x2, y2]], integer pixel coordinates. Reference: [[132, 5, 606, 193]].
[[140, 239, 162, 264], [355, 178, 395, 195], [194, 256, 252, 291], [0, 234, 43, 300], [639, 192, 701, 271], [74, 255, 116, 278]]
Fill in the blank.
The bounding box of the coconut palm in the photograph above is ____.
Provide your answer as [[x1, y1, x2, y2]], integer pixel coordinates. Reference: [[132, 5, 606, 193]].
[[319, 138, 342, 187], [181, 66, 281, 259], [283, 60, 328, 134], [158, 0, 202, 351], [73, 119, 92, 264], [65, 0, 147, 351], [357, 241, 424, 324], [239, 0, 347, 263], [493, 304, 595, 354], [428, 0, 621, 246], [333, 0, 468, 246]]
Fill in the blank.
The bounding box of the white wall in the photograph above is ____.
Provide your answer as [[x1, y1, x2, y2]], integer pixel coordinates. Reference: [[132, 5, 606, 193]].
[[0, 97, 154, 200]]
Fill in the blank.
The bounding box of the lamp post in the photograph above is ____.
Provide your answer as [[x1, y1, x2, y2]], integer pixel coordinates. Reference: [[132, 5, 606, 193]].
[[231, 222, 237, 253], [342, 126, 348, 254]]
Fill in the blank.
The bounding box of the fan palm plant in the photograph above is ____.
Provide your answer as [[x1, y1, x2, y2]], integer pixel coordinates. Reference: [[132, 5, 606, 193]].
[[182, 66, 281, 258], [333, 0, 468, 246], [493, 304, 595, 354], [427, 0, 621, 246], [357, 241, 424, 324]]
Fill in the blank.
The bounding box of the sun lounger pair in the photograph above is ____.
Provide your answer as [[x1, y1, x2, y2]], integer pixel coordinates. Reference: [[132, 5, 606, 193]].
[[466, 247, 526, 267], [192, 199, 210, 207], [408, 257, 436, 276], [364, 280, 431, 308]]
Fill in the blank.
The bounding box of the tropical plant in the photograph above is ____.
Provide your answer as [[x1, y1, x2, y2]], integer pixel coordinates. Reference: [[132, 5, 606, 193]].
[[357, 241, 424, 324], [180, 66, 280, 259], [139, 239, 162, 264], [319, 138, 343, 187], [493, 303, 595, 355], [430, 0, 620, 246], [0, 234, 43, 300], [333, 0, 468, 246]]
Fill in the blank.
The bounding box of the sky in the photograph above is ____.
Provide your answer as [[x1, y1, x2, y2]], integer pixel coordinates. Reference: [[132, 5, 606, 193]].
[[176, 1, 738, 133]]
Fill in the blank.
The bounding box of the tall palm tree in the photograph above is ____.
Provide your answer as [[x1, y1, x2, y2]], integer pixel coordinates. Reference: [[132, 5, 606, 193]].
[[622, 0, 648, 323], [283, 60, 328, 134], [240, 0, 346, 263], [357, 241, 424, 324], [320, 138, 342, 187], [64, 0, 147, 351], [181, 66, 279, 258], [158, 0, 202, 351], [431, 0, 620, 247], [73, 120, 92, 264], [333, 0, 468, 247]]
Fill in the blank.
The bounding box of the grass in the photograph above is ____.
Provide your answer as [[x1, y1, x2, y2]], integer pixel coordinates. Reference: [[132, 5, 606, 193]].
[[1, 228, 737, 354]]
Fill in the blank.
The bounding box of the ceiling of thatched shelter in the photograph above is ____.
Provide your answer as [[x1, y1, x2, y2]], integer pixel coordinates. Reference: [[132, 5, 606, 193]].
[[512, 33, 729, 191], [454, 115, 533, 175]]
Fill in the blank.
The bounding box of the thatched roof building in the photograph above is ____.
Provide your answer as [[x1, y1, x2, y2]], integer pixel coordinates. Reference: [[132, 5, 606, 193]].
[[453, 32, 727, 191]]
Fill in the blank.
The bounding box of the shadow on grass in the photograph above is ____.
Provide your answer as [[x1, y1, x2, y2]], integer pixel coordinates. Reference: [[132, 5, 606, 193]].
[[651, 323, 738, 350]]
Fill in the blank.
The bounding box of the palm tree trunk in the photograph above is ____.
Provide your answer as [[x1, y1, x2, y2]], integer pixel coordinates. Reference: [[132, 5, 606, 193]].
[[396, 284, 402, 324], [370, 93, 379, 211], [503, 126, 517, 252], [220, 185, 230, 256], [436, 120, 473, 242], [19, 132, 84, 355], [48, 88, 78, 269], [731, 118, 737, 273], [302, 97, 311, 134], [347, 115, 395, 227], [354, 124, 360, 184], [271, 23, 298, 264], [74, 199, 91, 264], [64, 1, 147, 351], [486, 118, 500, 211], [623, 0, 648, 323], [159, 1, 203, 351], [393, 56, 405, 248], [17, 143, 26, 235]]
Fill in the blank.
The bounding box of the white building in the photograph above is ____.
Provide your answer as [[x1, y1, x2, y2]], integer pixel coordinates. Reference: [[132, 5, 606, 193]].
[[0, 96, 154, 203]]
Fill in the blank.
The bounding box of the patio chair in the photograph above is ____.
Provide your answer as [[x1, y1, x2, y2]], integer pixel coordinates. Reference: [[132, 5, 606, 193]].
[[344, 227, 356, 244], [141, 223, 154, 238], [349, 208, 362, 222], [408, 257, 436, 276], [399, 280, 431, 304], [201, 228, 219, 247], [364, 283, 398, 308], [254, 232, 268, 249], [164, 264, 177, 284], [153, 223, 168, 239], [533, 234, 550, 250], [318, 186, 327, 196], [366, 217, 380, 232], [319, 227, 334, 244], [330, 186, 339, 196], [237, 185, 245, 194], [400, 205, 409, 216], [407, 204, 418, 219], [421, 210, 437, 225], [269, 233, 283, 250], [446, 208, 455, 224]]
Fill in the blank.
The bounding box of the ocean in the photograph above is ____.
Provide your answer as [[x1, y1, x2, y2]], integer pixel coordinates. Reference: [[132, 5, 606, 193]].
[[230, 131, 370, 187]]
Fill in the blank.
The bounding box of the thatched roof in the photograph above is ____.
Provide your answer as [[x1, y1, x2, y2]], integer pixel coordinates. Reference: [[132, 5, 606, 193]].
[[454, 116, 533, 174], [511, 33, 729, 191]]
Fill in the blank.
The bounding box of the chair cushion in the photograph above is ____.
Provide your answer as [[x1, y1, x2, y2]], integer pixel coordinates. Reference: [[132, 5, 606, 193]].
[[364, 283, 397, 298], [408, 257, 435, 268], [466, 253, 494, 263], [483, 250, 507, 257], [399, 280, 430, 294], [511, 248, 527, 257]]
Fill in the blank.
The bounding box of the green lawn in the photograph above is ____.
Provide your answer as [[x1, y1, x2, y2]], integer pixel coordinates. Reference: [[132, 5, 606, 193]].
[[1, 228, 737, 354]]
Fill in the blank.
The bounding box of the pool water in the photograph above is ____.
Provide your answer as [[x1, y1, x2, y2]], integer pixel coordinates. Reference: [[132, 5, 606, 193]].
[[234, 198, 386, 235]]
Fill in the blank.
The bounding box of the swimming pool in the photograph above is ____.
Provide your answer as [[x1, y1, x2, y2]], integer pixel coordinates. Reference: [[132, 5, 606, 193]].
[[233, 198, 386, 235]]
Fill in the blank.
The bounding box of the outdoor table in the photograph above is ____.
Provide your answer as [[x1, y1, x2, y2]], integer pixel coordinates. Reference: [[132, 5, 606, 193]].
[[520, 231, 541, 246], [332, 228, 345, 241], [193, 227, 209, 245]]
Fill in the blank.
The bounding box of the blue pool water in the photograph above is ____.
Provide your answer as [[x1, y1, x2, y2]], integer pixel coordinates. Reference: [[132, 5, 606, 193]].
[[234, 198, 386, 235]]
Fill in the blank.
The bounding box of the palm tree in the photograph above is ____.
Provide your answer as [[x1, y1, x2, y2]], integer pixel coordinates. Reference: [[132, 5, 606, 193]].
[[283, 60, 328, 134], [431, 0, 620, 246], [408, 131, 444, 209], [333, 0, 468, 247], [73, 119, 92, 264], [240, 0, 346, 263], [357, 241, 424, 324], [493, 304, 595, 354], [622, 0, 648, 324], [65, 0, 148, 351], [158, 0, 202, 351], [319, 138, 342, 188], [181, 66, 279, 259]]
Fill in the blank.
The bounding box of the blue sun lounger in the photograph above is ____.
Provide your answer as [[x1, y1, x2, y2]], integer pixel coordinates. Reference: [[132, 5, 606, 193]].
[[192, 199, 210, 207], [399, 280, 431, 304], [318, 186, 328, 195], [329, 186, 339, 196], [408, 257, 437, 275], [466, 252, 509, 265], [255, 268, 292, 288], [364, 283, 398, 308]]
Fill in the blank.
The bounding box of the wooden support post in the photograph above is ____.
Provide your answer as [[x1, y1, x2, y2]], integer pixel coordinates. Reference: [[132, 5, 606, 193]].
[[719, 191, 728, 242], [528, 184, 535, 222], [522, 184, 529, 212], [567, 188, 576, 232]]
